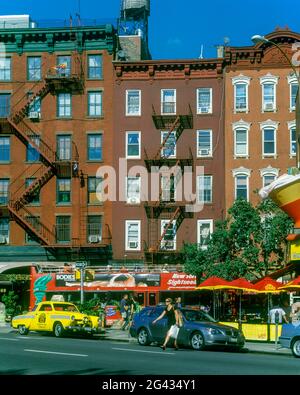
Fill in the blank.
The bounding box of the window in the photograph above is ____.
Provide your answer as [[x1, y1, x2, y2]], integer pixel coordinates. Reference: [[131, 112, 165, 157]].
[[0, 137, 10, 161], [289, 122, 296, 156], [263, 174, 276, 187], [125, 220, 141, 250], [234, 128, 248, 157], [88, 55, 102, 79], [232, 76, 250, 113], [197, 88, 212, 114], [25, 178, 40, 204], [197, 130, 212, 157], [161, 89, 176, 114], [57, 135, 71, 160], [197, 175, 212, 203], [27, 136, 40, 162], [0, 93, 10, 117], [262, 83, 275, 111], [235, 174, 248, 200], [126, 90, 141, 116], [291, 83, 298, 111], [0, 179, 9, 205], [126, 177, 141, 204], [161, 175, 175, 202], [161, 131, 176, 158], [57, 93, 71, 117], [56, 216, 71, 243], [88, 177, 103, 204], [88, 91, 102, 117], [87, 134, 102, 161], [0, 218, 9, 243], [0, 58, 11, 81], [28, 94, 41, 118], [57, 56, 71, 77], [126, 132, 141, 159], [87, 215, 102, 242], [25, 216, 40, 244], [57, 179, 71, 204], [27, 57, 41, 81], [262, 128, 276, 156], [161, 220, 176, 250], [197, 220, 213, 250]]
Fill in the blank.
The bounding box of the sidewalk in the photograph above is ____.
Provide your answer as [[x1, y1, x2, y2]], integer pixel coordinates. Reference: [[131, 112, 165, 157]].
[[0, 325, 291, 356]]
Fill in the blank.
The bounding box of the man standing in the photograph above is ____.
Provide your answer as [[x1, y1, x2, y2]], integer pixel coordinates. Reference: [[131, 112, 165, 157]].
[[120, 294, 129, 330], [269, 304, 288, 324]]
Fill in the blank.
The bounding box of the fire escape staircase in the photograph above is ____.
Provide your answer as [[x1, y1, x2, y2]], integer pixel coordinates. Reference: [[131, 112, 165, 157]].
[[144, 105, 194, 257], [6, 59, 83, 246]]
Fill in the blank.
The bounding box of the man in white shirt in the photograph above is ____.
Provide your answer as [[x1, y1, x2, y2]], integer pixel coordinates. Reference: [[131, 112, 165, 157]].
[[269, 305, 288, 324]]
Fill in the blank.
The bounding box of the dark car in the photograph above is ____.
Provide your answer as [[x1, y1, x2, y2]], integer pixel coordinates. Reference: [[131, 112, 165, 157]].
[[279, 323, 300, 357], [130, 306, 245, 351]]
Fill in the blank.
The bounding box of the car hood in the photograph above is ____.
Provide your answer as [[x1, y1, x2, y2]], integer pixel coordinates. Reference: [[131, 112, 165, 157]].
[[189, 321, 240, 333]]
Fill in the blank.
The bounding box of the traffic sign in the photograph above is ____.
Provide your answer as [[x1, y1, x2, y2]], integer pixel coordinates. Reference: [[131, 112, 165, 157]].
[[75, 261, 87, 269]]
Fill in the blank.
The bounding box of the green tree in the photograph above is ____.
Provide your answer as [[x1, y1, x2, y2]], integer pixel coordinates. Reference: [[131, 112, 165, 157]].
[[1, 291, 21, 318], [183, 198, 293, 282]]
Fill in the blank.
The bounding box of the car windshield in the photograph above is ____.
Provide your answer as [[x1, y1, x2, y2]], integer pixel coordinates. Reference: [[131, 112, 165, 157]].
[[182, 309, 217, 323], [53, 304, 79, 312]]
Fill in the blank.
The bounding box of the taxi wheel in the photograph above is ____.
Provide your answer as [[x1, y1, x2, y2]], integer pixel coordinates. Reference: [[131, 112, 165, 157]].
[[190, 331, 205, 351], [292, 338, 300, 358], [53, 322, 65, 338], [18, 325, 29, 336]]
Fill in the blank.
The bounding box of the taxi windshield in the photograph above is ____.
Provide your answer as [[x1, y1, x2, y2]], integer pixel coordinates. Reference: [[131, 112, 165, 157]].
[[53, 304, 79, 312]]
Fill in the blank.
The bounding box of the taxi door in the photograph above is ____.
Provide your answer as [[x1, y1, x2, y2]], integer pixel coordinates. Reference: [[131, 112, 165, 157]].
[[30, 304, 53, 331]]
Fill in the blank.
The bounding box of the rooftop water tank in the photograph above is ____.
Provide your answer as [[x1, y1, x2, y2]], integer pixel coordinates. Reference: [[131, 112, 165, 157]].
[[121, 0, 150, 15]]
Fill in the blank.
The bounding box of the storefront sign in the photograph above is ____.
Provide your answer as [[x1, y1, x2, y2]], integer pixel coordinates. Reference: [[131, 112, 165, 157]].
[[162, 273, 197, 289], [55, 273, 76, 286]]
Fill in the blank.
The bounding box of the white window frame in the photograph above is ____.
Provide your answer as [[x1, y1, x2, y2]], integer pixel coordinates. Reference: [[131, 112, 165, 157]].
[[288, 120, 296, 157], [126, 131, 141, 159], [232, 167, 251, 202], [197, 175, 213, 204], [126, 90, 141, 116], [232, 75, 250, 113], [161, 131, 176, 158], [125, 220, 141, 251], [161, 89, 176, 115], [287, 75, 298, 112], [197, 129, 212, 157], [160, 220, 176, 251], [0, 57, 11, 81], [232, 120, 251, 158], [260, 74, 278, 112], [126, 176, 141, 204], [197, 219, 213, 250], [161, 175, 176, 202], [196, 88, 213, 114], [260, 120, 278, 158]]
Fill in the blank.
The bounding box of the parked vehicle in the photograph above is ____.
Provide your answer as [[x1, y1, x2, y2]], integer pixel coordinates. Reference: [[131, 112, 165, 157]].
[[279, 323, 300, 357], [11, 301, 101, 337], [130, 306, 245, 351]]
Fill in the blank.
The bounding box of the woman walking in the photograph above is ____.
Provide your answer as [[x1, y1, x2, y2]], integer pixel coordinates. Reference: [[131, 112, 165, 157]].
[[152, 298, 182, 350]]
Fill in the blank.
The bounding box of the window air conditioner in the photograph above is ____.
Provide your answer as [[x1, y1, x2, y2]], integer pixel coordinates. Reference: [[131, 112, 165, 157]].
[[199, 107, 210, 114], [0, 236, 7, 244], [128, 196, 139, 204], [29, 111, 40, 119], [88, 235, 100, 243], [199, 149, 210, 156], [161, 241, 175, 250], [129, 241, 138, 249], [264, 103, 274, 111]]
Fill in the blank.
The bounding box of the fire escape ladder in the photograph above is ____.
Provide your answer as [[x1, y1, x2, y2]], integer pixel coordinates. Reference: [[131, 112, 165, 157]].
[[8, 203, 55, 245], [154, 116, 180, 160]]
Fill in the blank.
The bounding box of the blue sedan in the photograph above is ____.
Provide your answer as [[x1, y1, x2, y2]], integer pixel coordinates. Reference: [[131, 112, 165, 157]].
[[130, 306, 245, 351]]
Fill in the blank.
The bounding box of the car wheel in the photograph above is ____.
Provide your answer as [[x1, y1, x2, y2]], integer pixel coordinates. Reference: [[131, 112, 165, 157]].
[[53, 322, 64, 338], [137, 328, 151, 346], [292, 339, 300, 358], [18, 325, 29, 336], [190, 331, 205, 350]]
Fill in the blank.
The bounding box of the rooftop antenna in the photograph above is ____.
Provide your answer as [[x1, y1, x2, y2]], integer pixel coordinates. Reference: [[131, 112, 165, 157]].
[[224, 36, 230, 46], [199, 44, 204, 59]]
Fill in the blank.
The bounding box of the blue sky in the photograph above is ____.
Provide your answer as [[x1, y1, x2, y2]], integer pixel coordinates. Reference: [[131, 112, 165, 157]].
[[1, 0, 300, 59]]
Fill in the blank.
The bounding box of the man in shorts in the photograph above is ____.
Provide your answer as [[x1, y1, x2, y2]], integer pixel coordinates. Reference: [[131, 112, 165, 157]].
[[120, 294, 129, 330]]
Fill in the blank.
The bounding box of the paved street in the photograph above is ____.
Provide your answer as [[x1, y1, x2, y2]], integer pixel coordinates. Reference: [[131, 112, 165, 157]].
[[0, 331, 299, 375]]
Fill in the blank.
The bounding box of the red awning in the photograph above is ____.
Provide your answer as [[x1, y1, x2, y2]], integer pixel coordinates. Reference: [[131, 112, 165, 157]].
[[252, 277, 283, 293], [196, 276, 231, 290]]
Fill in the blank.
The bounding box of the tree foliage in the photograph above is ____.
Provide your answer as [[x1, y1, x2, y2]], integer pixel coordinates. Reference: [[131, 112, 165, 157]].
[[183, 198, 293, 282]]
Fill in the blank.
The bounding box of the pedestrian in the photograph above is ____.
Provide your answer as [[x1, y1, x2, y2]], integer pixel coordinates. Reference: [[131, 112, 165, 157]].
[[269, 303, 288, 324], [281, 299, 292, 323], [120, 294, 129, 330], [152, 298, 181, 350], [175, 297, 182, 309]]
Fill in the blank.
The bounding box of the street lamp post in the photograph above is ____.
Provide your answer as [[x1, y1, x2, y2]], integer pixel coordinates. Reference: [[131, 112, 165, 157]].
[[251, 35, 300, 169]]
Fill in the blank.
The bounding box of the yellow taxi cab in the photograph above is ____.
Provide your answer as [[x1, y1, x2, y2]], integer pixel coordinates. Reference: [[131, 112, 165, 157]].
[[11, 301, 100, 337]]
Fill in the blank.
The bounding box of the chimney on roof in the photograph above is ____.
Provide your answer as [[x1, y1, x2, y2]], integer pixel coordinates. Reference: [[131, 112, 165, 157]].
[[216, 45, 224, 58]]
